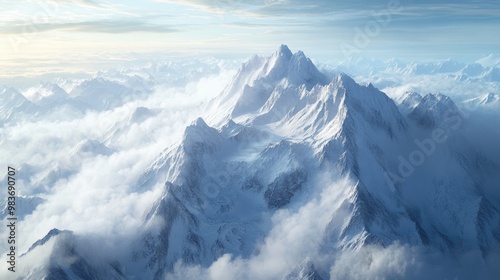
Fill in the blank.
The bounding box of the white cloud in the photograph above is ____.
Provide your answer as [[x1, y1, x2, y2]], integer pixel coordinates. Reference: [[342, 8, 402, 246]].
[[329, 243, 418, 280], [0, 60, 236, 258]]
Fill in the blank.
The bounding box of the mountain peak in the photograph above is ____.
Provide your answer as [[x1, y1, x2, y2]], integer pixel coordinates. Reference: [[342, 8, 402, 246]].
[[182, 117, 223, 154], [477, 53, 500, 67], [395, 91, 423, 115], [22, 228, 73, 256], [481, 92, 499, 104], [336, 73, 356, 86], [462, 92, 500, 109], [276, 44, 293, 58], [207, 45, 328, 124], [407, 92, 461, 129], [23, 81, 68, 103], [262, 45, 325, 87], [192, 117, 208, 128]]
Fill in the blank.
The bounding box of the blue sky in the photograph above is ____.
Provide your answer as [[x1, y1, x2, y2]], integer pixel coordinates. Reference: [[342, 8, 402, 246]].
[[1, 0, 500, 77]]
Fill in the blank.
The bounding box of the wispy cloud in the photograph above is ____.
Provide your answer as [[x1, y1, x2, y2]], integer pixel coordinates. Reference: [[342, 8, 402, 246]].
[[37, 0, 106, 8], [0, 20, 178, 34], [1, 0, 498, 75], [159, 0, 500, 24]]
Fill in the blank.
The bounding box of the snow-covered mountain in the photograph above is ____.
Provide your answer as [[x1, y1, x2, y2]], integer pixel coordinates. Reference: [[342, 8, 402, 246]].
[[20, 229, 125, 280], [0, 58, 235, 129], [69, 77, 147, 111], [477, 54, 500, 68], [459, 92, 500, 154], [23, 82, 69, 105], [463, 92, 500, 109], [13, 46, 500, 279], [0, 86, 39, 125], [323, 56, 500, 86]]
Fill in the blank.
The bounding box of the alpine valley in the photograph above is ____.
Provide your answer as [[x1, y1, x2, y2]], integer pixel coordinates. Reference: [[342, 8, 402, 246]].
[[2, 46, 500, 280]]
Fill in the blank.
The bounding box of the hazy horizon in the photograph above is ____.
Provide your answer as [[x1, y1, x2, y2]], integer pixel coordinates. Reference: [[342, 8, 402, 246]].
[[2, 0, 500, 84]]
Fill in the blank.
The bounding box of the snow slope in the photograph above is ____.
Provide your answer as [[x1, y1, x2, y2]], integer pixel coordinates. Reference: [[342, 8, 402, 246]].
[[14, 45, 500, 280]]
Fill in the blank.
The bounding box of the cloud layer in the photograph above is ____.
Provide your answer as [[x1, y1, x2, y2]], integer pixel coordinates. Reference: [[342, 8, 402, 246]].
[[0, 59, 236, 258]]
